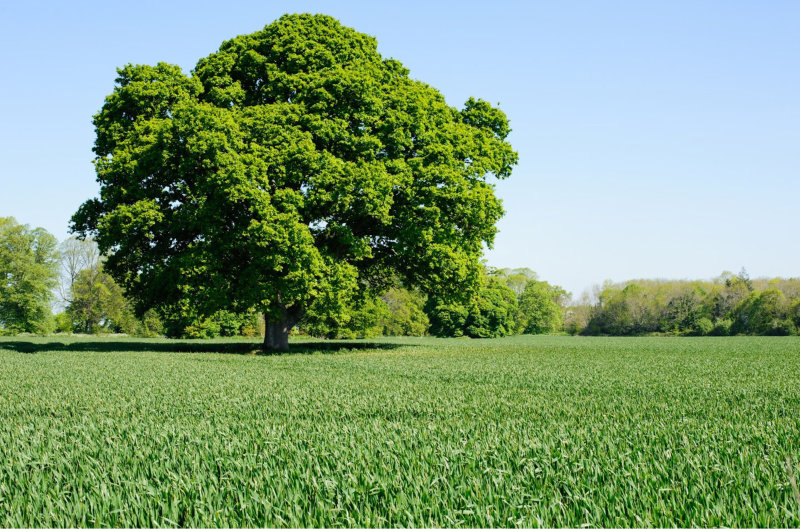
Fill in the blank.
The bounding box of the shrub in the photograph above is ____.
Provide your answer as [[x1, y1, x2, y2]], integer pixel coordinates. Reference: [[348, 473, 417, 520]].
[[790, 300, 800, 328], [54, 313, 73, 334], [214, 311, 244, 337], [710, 319, 732, 336], [692, 317, 714, 336], [184, 318, 221, 339], [137, 309, 163, 337], [765, 319, 795, 336]]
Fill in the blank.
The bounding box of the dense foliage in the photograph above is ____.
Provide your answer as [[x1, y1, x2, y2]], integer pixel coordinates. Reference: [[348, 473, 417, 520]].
[[7, 230, 797, 340], [517, 280, 567, 334], [71, 13, 517, 350], [66, 264, 137, 334], [1, 335, 799, 526], [56, 238, 156, 336], [422, 267, 571, 338], [426, 276, 518, 338], [301, 287, 429, 339], [378, 287, 429, 337], [579, 271, 800, 336], [55, 240, 429, 340], [159, 304, 260, 339], [0, 217, 59, 334]]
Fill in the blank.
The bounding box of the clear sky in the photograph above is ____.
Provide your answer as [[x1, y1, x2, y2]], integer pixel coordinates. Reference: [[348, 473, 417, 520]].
[[1, 0, 797, 296]]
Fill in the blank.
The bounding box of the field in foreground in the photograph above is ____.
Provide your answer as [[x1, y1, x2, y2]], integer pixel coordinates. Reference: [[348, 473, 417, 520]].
[[1, 336, 799, 527]]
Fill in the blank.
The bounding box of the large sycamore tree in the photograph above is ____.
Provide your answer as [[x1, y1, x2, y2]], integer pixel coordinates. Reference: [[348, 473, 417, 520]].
[[72, 14, 517, 350]]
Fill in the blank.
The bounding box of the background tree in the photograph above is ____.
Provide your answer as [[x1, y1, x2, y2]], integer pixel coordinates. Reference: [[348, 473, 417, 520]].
[[67, 263, 138, 334], [493, 267, 538, 297], [138, 309, 165, 337], [55, 237, 164, 336], [465, 278, 519, 338], [584, 283, 659, 335], [425, 300, 470, 338], [710, 271, 751, 320], [427, 274, 518, 338], [157, 300, 257, 338], [659, 283, 708, 334], [301, 286, 429, 338], [0, 217, 59, 334], [731, 288, 791, 335], [72, 14, 517, 351], [301, 293, 389, 339], [789, 299, 800, 331], [179, 310, 255, 339], [58, 236, 101, 307], [378, 287, 429, 336], [564, 292, 594, 335], [517, 280, 566, 334]]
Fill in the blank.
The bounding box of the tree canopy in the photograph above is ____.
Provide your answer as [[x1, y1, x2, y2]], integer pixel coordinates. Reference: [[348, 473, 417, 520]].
[[518, 280, 566, 334], [72, 13, 517, 350], [0, 217, 59, 334], [426, 274, 519, 338]]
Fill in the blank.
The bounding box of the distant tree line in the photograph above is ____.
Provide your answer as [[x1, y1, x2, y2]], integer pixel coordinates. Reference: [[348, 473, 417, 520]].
[[2, 217, 798, 338], [574, 270, 800, 336]]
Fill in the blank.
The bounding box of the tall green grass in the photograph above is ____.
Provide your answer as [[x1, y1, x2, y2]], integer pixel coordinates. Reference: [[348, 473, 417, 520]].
[[1, 336, 799, 527]]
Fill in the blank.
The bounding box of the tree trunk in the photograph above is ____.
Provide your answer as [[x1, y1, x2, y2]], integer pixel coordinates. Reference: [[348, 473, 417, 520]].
[[263, 313, 292, 352], [262, 299, 304, 353]]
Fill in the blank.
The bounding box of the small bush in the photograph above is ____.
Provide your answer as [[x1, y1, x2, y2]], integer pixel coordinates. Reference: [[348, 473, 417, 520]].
[[765, 319, 795, 336], [214, 311, 243, 337], [54, 313, 73, 334], [184, 319, 221, 339], [710, 319, 732, 336], [692, 317, 714, 336]]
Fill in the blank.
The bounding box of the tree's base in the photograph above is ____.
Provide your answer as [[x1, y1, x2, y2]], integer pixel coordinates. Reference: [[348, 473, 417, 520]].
[[263, 317, 291, 352], [261, 344, 289, 353]]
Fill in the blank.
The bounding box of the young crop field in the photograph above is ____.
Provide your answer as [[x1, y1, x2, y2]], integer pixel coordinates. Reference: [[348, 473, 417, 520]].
[[1, 335, 799, 527]]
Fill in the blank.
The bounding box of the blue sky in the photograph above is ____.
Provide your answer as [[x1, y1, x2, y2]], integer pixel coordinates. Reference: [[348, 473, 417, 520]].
[[1, 0, 797, 296]]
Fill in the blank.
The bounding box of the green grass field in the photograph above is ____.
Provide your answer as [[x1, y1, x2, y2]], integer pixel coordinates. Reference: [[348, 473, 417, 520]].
[[1, 336, 799, 527]]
